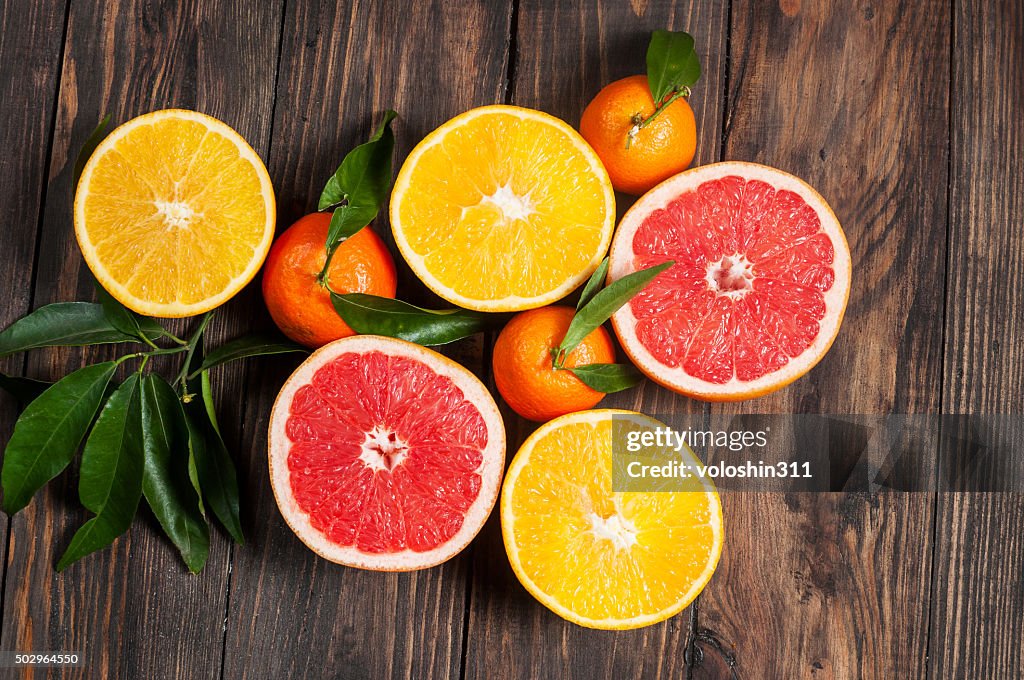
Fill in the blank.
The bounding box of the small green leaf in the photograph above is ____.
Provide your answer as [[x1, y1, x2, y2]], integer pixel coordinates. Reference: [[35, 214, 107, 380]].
[[0, 374, 53, 405], [195, 334, 306, 375], [577, 258, 610, 312], [567, 363, 645, 393], [72, 114, 111, 188], [646, 30, 701, 103], [319, 109, 397, 214], [0, 302, 143, 357], [558, 261, 674, 359], [2, 362, 117, 514], [331, 293, 497, 346], [93, 282, 165, 344], [57, 374, 145, 571], [140, 374, 209, 573], [182, 371, 243, 544], [324, 203, 377, 250]]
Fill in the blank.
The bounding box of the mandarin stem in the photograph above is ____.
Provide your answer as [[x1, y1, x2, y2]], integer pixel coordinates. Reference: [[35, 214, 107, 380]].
[[626, 88, 690, 149]]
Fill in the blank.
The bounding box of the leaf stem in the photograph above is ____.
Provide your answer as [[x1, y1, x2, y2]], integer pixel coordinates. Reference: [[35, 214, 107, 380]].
[[316, 242, 340, 288], [163, 332, 188, 346], [626, 88, 690, 149], [115, 345, 190, 366], [177, 311, 215, 389], [142, 346, 189, 358]]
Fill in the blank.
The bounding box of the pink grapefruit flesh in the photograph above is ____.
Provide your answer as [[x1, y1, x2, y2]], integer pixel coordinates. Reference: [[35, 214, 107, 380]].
[[269, 335, 505, 570], [609, 162, 851, 401]]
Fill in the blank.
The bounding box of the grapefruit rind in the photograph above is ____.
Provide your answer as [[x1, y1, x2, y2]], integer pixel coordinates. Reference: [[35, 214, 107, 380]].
[[500, 409, 724, 629], [268, 335, 506, 571], [608, 162, 852, 401], [74, 109, 276, 318], [390, 105, 616, 312]]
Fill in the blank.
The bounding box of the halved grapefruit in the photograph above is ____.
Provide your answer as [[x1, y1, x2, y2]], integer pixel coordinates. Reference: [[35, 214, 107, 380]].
[[269, 335, 505, 570], [609, 162, 851, 401]]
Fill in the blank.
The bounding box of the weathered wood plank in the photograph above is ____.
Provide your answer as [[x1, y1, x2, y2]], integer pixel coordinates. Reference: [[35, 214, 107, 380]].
[[0, 0, 69, 644], [220, 1, 511, 678], [0, 1, 283, 677], [696, 1, 950, 677], [463, 2, 727, 678], [930, 1, 1024, 677]]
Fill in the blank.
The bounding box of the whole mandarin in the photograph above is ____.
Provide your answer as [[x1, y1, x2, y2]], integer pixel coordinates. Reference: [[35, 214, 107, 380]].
[[580, 74, 697, 195], [262, 212, 397, 348], [493, 306, 616, 422]]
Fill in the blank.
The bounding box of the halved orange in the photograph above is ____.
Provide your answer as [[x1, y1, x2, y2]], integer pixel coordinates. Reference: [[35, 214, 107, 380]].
[[74, 109, 276, 318], [390, 105, 615, 312], [501, 409, 723, 629]]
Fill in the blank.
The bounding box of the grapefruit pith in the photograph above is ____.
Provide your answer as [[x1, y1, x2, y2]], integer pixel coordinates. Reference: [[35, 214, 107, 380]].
[[268, 335, 505, 570], [609, 162, 851, 401]]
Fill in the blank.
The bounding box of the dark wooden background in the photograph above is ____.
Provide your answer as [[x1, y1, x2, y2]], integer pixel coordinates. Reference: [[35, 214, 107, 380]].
[[0, 0, 1021, 678]]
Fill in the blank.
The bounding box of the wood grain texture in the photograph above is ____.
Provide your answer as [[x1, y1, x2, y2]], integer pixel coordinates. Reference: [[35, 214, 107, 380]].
[[0, 0, 69, 648], [0, 1, 1021, 677], [463, 2, 727, 678], [696, 1, 950, 678], [220, 1, 511, 678], [0, 1, 283, 678], [930, 1, 1024, 677]]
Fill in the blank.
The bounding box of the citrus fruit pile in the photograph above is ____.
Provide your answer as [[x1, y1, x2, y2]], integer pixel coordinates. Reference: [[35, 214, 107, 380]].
[[61, 28, 852, 632]]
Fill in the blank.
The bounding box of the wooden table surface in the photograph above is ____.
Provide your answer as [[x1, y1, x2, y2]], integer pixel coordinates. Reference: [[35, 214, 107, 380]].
[[1, 0, 1022, 678]]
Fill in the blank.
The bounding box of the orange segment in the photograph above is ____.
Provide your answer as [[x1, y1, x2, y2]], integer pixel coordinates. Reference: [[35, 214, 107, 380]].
[[391, 105, 615, 311], [74, 109, 275, 317], [501, 410, 723, 629]]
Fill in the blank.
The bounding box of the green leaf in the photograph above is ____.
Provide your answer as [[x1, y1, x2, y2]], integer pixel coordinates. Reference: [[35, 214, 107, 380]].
[[140, 374, 209, 573], [0, 374, 53, 405], [179, 331, 208, 517], [331, 293, 496, 346], [558, 261, 674, 359], [567, 363, 645, 393], [0, 302, 143, 357], [93, 282, 165, 344], [577, 258, 610, 312], [646, 30, 701, 103], [319, 109, 397, 214], [185, 433, 206, 518], [182, 371, 243, 544], [323, 203, 377, 252], [57, 374, 145, 571], [317, 110, 398, 284], [195, 334, 306, 375], [2, 362, 117, 514], [72, 114, 111, 188]]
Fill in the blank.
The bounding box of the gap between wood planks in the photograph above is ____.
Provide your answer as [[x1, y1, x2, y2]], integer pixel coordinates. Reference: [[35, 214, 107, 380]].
[[214, 2, 292, 680], [923, 0, 957, 677]]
